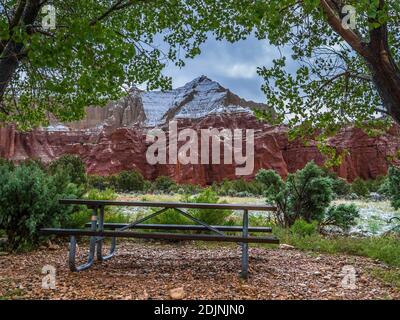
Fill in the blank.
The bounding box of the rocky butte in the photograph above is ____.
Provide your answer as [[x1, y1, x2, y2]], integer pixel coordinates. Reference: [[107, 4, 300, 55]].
[[1, 75, 399, 184]]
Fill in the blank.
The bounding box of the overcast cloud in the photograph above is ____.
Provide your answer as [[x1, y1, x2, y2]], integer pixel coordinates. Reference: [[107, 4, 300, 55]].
[[161, 34, 283, 103]]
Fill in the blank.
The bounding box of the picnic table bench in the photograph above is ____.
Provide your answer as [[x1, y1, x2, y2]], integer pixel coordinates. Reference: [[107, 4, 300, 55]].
[[40, 199, 279, 279]]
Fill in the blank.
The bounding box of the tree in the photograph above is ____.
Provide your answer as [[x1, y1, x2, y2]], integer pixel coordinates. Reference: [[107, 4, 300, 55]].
[[0, 160, 80, 250], [253, 0, 400, 138], [1, 1, 399, 134], [0, 0, 254, 128], [48, 154, 87, 186], [256, 161, 333, 227], [256, 161, 359, 230]]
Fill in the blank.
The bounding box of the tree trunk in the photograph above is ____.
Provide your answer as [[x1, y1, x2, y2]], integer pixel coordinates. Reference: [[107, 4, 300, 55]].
[[367, 25, 400, 124], [0, 0, 41, 103], [320, 0, 400, 125]]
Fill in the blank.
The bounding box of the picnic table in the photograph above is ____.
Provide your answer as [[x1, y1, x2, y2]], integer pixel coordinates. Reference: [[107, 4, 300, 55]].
[[41, 200, 279, 279]]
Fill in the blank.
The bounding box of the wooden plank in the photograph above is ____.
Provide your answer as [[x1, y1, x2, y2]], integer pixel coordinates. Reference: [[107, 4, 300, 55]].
[[59, 199, 277, 211], [40, 228, 280, 244], [84, 223, 273, 233]]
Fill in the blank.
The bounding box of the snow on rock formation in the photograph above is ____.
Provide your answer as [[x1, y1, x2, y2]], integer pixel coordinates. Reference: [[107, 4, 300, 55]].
[[55, 75, 269, 130]]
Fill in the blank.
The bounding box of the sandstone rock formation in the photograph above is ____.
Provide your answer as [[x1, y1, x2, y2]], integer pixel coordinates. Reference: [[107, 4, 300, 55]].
[[1, 76, 399, 184]]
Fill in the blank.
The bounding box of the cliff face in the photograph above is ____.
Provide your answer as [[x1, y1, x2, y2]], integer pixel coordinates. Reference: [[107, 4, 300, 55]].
[[1, 76, 399, 184]]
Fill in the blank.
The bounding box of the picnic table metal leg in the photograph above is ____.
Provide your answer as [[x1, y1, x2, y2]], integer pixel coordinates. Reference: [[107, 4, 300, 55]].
[[68, 207, 98, 272], [96, 205, 116, 261], [240, 209, 249, 279]]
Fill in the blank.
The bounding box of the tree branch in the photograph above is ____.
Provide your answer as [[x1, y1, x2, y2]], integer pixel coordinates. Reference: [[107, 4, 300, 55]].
[[9, 0, 27, 30], [319, 0, 370, 58], [89, 0, 155, 26]]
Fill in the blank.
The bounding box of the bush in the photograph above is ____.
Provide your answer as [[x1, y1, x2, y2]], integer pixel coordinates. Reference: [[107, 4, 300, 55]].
[[145, 209, 191, 226], [378, 177, 391, 197], [48, 155, 87, 186], [213, 178, 264, 196], [88, 171, 146, 192], [0, 161, 80, 251], [87, 175, 109, 190], [323, 204, 359, 231], [290, 219, 318, 237], [146, 188, 232, 227], [351, 178, 369, 197], [65, 188, 124, 229], [387, 166, 400, 209], [256, 161, 333, 227], [176, 184, 202, 195], [0, 158, 14, 170], [365, 176, 387, 193], [186, 188, 232, 226], [85, 188, 117, 201], [331, 177, 351, 197], [115, 170, 145, 192], [153, 176, 177, 192]]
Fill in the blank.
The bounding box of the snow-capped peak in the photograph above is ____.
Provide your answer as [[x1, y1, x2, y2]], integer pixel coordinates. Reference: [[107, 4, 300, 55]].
[[56, 76, 270, 130], [140, 76, 249, 126]]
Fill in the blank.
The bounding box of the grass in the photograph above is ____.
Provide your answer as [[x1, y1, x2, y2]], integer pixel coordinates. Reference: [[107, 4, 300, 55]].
[[118, 193, 264, 204], [369, 268, 400, 290], [273, 227, 400, 267]]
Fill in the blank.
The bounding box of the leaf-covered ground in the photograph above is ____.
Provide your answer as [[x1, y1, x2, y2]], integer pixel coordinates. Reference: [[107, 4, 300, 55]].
[[0, 241, 398, 300]]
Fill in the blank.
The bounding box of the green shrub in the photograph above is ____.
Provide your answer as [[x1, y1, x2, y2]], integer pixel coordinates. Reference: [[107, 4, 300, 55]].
[[48, 155, 87, 186], [87, 175, 110, 190], [364, 176, 386, 193], [387, 166, 400, 210], [65, 188, 123, 229], [323, 204, 359, 231], [85, 188, 117, 200], [145, 209, 191, 226], [213, 178, 264, 196], [153, 176, 177, 192], [290, 219, 318, 237], [351, 178, 369, 197], [146, 188, 232, 227], [0, 158, 14, 170], [256, 161, 333, 227], [65, 208, 128, 229], [186, 188, 232, 226], [143, 180, 152, 192], [0, 161, 80, 251], [331, 177, 351, 197], [378, 177, 391, 197], [115, 170, 145, 192], [176, 184, 202, 195]]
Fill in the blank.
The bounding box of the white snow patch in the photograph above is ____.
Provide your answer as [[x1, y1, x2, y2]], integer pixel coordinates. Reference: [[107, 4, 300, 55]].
[[46, 124, 70, 132], [139, 76, 251, 126]]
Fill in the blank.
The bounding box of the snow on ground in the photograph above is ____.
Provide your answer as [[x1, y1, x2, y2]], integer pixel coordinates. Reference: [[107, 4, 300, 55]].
[[334, 199, 400, 236], [116, 194, 400, 237], [45, 124, 70, 132]]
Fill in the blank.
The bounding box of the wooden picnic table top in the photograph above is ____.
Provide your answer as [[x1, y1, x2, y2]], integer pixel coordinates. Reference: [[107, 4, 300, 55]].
[[59, 199, 277, 211]]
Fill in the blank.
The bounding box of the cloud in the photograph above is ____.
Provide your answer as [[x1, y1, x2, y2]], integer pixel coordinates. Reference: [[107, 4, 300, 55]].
[[161, 34, 282, 103]]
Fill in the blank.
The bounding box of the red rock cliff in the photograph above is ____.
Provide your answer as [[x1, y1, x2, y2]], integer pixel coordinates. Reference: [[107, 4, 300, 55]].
[[1, 76, 399, 183], [1, 112, 399, 184]]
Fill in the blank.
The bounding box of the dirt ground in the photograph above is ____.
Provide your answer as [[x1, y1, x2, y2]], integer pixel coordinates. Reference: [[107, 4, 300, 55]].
[[0, 240, 398, 300]]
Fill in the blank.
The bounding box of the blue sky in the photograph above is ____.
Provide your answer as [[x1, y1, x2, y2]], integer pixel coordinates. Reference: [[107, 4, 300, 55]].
[[161, 34, 283, 103]]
